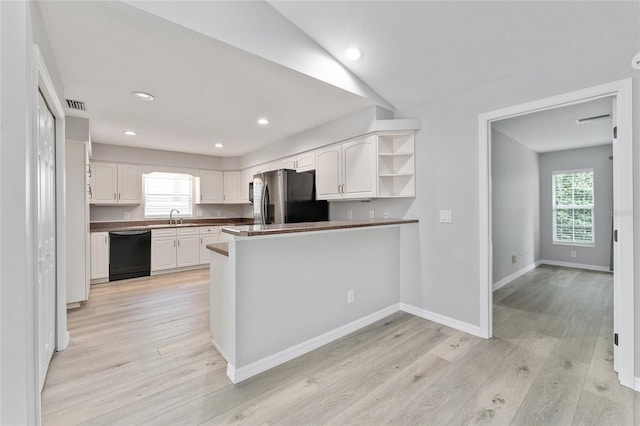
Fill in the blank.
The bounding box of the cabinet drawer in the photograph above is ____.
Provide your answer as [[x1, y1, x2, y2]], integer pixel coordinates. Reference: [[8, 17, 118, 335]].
[[199, 226, 220, 235], [177, 227, 199, 236], [152, 228, 177, 238]]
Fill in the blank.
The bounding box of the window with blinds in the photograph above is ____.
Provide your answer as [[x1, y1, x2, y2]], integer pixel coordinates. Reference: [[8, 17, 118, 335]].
[[144, 172, 193, 218], [552, 169, 594, 246]]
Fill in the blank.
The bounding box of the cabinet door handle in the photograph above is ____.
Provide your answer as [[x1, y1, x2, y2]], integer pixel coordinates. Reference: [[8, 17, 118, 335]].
[[201, 238, 203, 244], [104, 236, 107, 244], [173, 240, 176, 247], [113, 193, 116, 200], [118, 193, 121, 200]]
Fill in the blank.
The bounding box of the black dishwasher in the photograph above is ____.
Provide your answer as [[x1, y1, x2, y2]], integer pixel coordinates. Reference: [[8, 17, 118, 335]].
[[109, 230, 151, 281]]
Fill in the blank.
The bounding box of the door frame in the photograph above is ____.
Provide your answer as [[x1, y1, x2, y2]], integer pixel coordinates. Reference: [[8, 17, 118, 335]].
[[31, 45, 69, 415], [478, 78, 634, 388]]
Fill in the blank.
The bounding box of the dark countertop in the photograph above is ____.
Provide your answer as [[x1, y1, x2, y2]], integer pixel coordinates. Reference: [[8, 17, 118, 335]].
[[90, 218, 254, 233], [221, 218, 418, 237], [206, 242, 229, 257]]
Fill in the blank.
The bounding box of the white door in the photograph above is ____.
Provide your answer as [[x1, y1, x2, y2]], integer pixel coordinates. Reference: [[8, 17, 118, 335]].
[[177, 235, 199, 267], [315, 144, 342, 200], [342, 135, 377, 199], [117, 164, 142, 204], [90, 162, 117, 204], [37, 91, 56, 390]]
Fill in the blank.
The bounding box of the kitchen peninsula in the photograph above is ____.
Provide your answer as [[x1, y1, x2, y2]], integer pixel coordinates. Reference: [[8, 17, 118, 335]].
[[208, 218, 418, 383]]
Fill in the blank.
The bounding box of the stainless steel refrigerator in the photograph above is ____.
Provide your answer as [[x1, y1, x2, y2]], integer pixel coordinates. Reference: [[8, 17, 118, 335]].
[[253, 169, 329, 225]]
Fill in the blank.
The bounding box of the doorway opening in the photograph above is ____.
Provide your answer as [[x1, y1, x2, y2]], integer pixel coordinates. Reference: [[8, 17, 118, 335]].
[[478, 79, 634, 389]]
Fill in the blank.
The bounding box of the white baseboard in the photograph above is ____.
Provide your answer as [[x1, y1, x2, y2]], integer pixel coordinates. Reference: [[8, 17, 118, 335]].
[[492, 260, 542, 292], [226, 303, 401, 384], [539, 259, 611, 273], [399, 303, 483, 338]]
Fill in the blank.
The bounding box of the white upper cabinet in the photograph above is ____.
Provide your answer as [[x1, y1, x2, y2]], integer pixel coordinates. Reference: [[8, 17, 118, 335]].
[[90, 162, 141, 205], [315, 135, 377, 200], [90, 162, 117, 204], [342, 135, 377, 199], [295, 151, 316, 172], [197, 170, 224, 204], [117, 164, 143, 204], [279, 156, 297, 170], [223, 171, 243, 204], [315, 144, 342, 200]]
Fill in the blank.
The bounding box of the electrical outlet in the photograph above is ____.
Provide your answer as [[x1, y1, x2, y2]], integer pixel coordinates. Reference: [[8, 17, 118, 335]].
[[347, 289, 355, 304], [217, 210, 222, 217], [512, 255, 518, 264], [570, 250, 577, 258], [439, 210, 453, 223], [369, 210, 375, 219], [123, 212, 130, 220], [347, 209, 353, 219], [383, 210, 389, 219]]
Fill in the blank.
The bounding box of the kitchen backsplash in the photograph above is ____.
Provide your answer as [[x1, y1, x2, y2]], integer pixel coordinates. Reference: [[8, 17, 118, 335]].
[[90, 203, 253, 222]]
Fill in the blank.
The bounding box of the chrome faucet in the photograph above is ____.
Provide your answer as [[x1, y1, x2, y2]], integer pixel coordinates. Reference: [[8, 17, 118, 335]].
[[169, 209, 180, 225]]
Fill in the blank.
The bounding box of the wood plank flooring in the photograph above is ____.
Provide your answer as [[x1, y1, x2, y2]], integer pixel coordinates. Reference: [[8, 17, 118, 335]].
[[42, 265, 637, 425]]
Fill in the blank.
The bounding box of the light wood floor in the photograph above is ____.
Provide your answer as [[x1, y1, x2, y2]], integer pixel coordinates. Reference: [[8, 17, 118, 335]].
[[42, 266, 637, 425]]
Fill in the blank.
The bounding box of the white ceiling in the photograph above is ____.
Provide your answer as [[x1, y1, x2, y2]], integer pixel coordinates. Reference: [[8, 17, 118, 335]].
[[37, 1, 640, 157], [269, 1, 640, 111], [37, 1, 375, 157], [492, 97, 613, 153]]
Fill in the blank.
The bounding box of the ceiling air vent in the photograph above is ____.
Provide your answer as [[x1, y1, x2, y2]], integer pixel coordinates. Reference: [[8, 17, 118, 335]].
[[65, 99, 87, 111]]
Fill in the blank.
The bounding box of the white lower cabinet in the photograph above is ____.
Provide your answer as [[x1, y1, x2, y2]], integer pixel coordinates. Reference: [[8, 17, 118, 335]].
[[90, 232, 109, 280], [177, 229, 199, 267], [152, 227, 211, 272], [151, 233, 177, 271], [199, 226, 220, 264]]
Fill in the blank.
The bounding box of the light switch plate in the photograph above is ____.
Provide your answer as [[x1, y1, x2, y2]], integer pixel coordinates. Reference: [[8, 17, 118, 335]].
[[439, 210, 452, 223]]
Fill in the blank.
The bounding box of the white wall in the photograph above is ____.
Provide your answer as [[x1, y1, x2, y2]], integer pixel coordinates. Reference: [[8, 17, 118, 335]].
[[491, 129, 540, 284], [539, 144, 613, 268], [394, 36, 639, 332]]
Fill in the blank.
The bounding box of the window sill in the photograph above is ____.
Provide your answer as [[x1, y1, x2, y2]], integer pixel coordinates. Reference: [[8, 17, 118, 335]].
[[552, 241, 595, 248]]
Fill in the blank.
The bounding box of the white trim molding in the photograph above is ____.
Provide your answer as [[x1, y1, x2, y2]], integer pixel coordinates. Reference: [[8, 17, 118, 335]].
[[478, 78, 634, 389], [539, 260, 611, 273], [399, 303, 483, 338], [493, 261, 542, 292], [226, 303, 400, 384]]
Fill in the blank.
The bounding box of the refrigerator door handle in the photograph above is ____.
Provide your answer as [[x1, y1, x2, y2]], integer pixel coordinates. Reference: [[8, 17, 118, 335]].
[[261, 180, 268, 225]]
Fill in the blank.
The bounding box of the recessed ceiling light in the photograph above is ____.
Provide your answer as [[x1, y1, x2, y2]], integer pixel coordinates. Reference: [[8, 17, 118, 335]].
[[344, 46, 364, 61], [132, 91, 154, 101], [214, 143, 224, 148], [257, 118, 269, 125], [123, 130, 137, 136]]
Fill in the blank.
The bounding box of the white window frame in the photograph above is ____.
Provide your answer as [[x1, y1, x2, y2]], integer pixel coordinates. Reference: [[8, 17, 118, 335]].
[[552, 168, 595, 247], [143, 172, 194, 218]]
